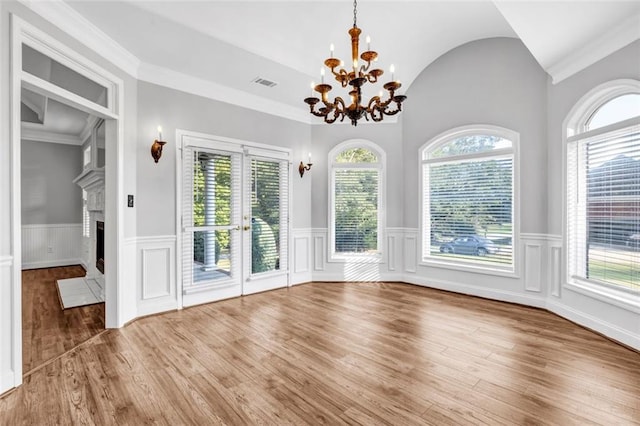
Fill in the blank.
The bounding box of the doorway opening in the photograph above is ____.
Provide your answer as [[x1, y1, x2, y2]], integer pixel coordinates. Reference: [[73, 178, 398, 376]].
[[8, 15, 125, 393]]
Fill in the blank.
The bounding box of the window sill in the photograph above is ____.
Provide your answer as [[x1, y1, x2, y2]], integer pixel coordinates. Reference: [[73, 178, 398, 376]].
[[565, 278, 640, 314], [419, 257, 517, 278], [328, 254, 383, 264]]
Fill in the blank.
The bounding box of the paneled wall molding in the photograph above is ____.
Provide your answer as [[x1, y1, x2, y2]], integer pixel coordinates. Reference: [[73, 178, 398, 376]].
[[523, 242, 542, 292], [298, 228, 636, 350], [21, 223, 82, 270], [135, 235, 177, 317], [520, 233, 562, 242], [0, 255, 13, 266], [292, 228, 312, 285]]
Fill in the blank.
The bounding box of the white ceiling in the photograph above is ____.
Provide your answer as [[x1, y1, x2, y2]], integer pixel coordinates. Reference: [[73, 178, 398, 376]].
[[25, 1, 640, 122]]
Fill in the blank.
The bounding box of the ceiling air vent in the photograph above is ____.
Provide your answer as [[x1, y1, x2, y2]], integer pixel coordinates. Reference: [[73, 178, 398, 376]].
[[252, 77, 278, 88]]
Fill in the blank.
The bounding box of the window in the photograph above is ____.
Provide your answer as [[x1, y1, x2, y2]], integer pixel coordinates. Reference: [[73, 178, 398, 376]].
[[329, 141, 385, 260], [421, 126, 518, 273], [567, 84, 640, 294]]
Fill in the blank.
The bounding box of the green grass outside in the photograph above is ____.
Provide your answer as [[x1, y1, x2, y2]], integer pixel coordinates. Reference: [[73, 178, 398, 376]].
[[588, 256, 639, 291]]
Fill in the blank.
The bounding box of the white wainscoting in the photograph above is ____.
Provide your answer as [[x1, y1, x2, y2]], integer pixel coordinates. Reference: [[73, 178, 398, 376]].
[[298, 228, 637, 350], [522, 236, 543, 293], [21, 224, 82, 269], [136, 236, 178, 317], [302, 228, 406, 282], [291, 229, 312, 285], [0, 256, 18, 394], [548, 237, 563, 298]]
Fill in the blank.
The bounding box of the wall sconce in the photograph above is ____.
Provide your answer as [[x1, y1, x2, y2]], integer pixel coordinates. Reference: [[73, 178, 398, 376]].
[[151, 125, 167, 163], [299, 152, 312, 177]]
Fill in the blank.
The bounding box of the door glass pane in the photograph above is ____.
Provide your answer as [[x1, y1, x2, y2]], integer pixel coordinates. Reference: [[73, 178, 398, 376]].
[[193, 230, 232, 283], [193, 152, 234, 284], [251, 159, 281, 274]]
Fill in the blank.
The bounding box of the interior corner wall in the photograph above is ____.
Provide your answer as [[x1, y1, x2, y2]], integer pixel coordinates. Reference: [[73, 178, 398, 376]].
[[544, 40, 640, 349], [21, 141, 82, 224], [402, 37, 548, 233], [546, 39, 640, 236]]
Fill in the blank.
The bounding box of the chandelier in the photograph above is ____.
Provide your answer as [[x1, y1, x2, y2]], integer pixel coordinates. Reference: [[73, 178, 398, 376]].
[[304, 0, 407, 126]]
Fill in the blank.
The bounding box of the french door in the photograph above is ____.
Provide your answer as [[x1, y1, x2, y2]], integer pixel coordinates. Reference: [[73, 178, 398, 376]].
[[180, 134, 290, 307]]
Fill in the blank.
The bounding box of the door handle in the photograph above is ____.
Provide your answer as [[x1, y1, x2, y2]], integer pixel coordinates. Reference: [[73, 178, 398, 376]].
[[243, 225, 251, 231]]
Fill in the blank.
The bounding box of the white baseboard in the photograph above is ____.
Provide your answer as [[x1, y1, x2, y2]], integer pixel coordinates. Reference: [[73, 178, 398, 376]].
[[22, 258, 83, 270], [547, 299, 639, 351], [0, 371, 17, 396], [403, 274, 547, 309]]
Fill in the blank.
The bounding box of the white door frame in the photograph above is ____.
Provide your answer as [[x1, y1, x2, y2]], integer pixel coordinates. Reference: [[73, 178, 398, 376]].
[[9, 15, 126, 390], [175, 130, 292, 308]]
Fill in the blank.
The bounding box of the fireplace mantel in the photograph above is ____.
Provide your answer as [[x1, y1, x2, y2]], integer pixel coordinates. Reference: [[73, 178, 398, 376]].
[[73, 167, 105, 191], [73, 167, 105, 212]]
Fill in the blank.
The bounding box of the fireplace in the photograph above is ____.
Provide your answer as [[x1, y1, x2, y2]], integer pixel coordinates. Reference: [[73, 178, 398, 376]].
[[96, 221, 104, 274]]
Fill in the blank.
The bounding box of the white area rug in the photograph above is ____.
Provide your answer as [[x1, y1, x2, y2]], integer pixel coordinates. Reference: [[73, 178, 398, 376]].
[[56, 277, 104, 309]]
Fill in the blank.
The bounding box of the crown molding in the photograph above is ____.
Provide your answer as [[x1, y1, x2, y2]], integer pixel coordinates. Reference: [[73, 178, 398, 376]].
[[138, 62, 311, 125], [18, 0, 140, 78], [21, 126, 83, 145], [548, 14, 640, 84]]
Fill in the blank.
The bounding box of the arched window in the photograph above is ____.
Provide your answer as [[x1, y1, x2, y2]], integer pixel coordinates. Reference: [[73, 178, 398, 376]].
[[566, 80, 640, 294], [329, 140, 385, 260], [420, 125, 519, 273]]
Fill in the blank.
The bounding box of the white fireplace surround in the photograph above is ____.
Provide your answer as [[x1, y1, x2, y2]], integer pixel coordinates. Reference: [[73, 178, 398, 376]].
[[73, 167, 105, 295]]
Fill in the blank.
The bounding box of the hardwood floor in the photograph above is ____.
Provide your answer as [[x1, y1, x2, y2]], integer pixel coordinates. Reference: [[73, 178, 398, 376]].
[[3, 282, 639, 425], [22, 265, 105, 374]]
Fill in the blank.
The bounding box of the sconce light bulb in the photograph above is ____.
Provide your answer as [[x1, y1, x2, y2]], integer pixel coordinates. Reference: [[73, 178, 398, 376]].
[[330, 43, 334, 57], [157, 126, 163, 140]]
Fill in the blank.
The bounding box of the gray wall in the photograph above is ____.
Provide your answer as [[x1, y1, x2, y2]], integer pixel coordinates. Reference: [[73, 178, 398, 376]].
[[136, 81, 312, 236], [546, 40, 640, 235], [402, 37, 548, 233], [21, 141, 82, 224], [310, 121, 403, 228]]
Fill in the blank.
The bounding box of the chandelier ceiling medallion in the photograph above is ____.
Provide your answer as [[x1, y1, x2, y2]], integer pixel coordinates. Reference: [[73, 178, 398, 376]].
[[304, 0, 407, 126]]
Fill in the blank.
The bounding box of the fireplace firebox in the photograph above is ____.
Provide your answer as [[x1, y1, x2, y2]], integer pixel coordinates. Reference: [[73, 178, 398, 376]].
[[96, 221, 104, 274]]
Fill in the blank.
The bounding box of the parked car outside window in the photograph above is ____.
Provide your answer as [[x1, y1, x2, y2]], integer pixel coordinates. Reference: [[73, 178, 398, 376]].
[[439, 235, 499, 256]]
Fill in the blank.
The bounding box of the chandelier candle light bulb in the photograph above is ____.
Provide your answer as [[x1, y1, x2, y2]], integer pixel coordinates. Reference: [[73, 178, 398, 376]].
[[303, 0, 406, 125]]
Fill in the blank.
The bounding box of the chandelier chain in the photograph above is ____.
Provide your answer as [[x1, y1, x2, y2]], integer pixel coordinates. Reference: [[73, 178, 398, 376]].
[[353, 0, 357, 28], [303, 0, 406, 126]]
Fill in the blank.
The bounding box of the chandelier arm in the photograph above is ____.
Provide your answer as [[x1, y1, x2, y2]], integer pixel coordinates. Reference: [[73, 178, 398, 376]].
[[368, 105, 384, 122]]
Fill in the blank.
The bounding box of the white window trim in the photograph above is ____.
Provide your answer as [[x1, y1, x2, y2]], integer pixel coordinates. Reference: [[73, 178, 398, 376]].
[[328, 139, 386, 263], [419, 125, 521, 277], [563, 79, 640, 308]]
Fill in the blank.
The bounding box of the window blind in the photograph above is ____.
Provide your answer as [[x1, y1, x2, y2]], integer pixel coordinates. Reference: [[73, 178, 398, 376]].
[[333, 168, 379, 254], [182, 147, 241, 289], [568, 126, 640, 292], [248, 158, 289, 275], [424, 155, 514, 267]]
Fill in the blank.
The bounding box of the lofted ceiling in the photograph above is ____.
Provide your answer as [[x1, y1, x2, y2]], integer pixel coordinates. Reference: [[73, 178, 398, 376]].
[[22, 1, 640, 123]]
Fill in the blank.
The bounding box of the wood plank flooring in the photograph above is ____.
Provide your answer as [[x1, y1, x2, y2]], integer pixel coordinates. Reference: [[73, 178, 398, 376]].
[[3, 282, 639, 425], [22, 265, 105, 374]]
